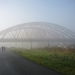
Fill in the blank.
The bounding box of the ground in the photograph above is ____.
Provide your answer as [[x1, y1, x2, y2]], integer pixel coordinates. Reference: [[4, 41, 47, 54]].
[[0, 49, 63, 75]]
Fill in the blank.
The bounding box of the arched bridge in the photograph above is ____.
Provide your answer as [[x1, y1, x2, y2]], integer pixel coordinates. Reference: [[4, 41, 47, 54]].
[[0, 22, 75, 43]]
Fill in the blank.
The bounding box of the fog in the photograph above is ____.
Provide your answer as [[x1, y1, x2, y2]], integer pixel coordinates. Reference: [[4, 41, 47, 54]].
[[0, 41, 75, 49]]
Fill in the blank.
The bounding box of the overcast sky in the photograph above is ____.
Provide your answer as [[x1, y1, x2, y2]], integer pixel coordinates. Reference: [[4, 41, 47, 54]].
[[0, 0, 75, 32]]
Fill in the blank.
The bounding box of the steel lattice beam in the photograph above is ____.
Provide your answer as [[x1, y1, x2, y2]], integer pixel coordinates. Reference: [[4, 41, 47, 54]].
[[0, 22, 75, 42]]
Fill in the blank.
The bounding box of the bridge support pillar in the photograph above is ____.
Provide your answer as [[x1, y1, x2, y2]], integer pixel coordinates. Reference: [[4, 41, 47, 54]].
[[22, 42, 23, 49], [30, 41, 32, 49]]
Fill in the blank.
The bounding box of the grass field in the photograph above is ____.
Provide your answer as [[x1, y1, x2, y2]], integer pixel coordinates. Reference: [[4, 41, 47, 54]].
[[10, 47, 75, 75]]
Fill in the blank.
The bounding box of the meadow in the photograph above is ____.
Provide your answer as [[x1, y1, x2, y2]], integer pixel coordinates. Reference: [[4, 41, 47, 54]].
[[10, 47, 75, 75]]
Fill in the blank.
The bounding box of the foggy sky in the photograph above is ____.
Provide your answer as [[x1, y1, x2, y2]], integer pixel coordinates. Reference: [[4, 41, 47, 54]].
[[0, 0, 75, 32]]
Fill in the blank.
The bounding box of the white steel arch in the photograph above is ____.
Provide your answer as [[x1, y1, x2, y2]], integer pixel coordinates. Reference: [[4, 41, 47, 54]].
[[0, 22, 75, 42]]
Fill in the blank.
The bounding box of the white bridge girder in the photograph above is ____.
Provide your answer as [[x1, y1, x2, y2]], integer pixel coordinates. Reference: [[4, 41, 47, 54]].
[[0, 22, 75, 42], [0, 39, 75, 43]]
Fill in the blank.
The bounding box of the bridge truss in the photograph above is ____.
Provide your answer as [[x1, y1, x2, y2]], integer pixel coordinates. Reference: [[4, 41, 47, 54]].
[[0, 22, 75, 43]]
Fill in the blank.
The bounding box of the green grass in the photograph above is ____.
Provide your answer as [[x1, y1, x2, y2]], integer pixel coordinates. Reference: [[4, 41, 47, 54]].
[[10, 47, 75, 75]]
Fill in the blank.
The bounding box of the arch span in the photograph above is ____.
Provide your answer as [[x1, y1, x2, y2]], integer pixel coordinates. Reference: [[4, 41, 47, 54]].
[[0, 22, 75, 42]]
